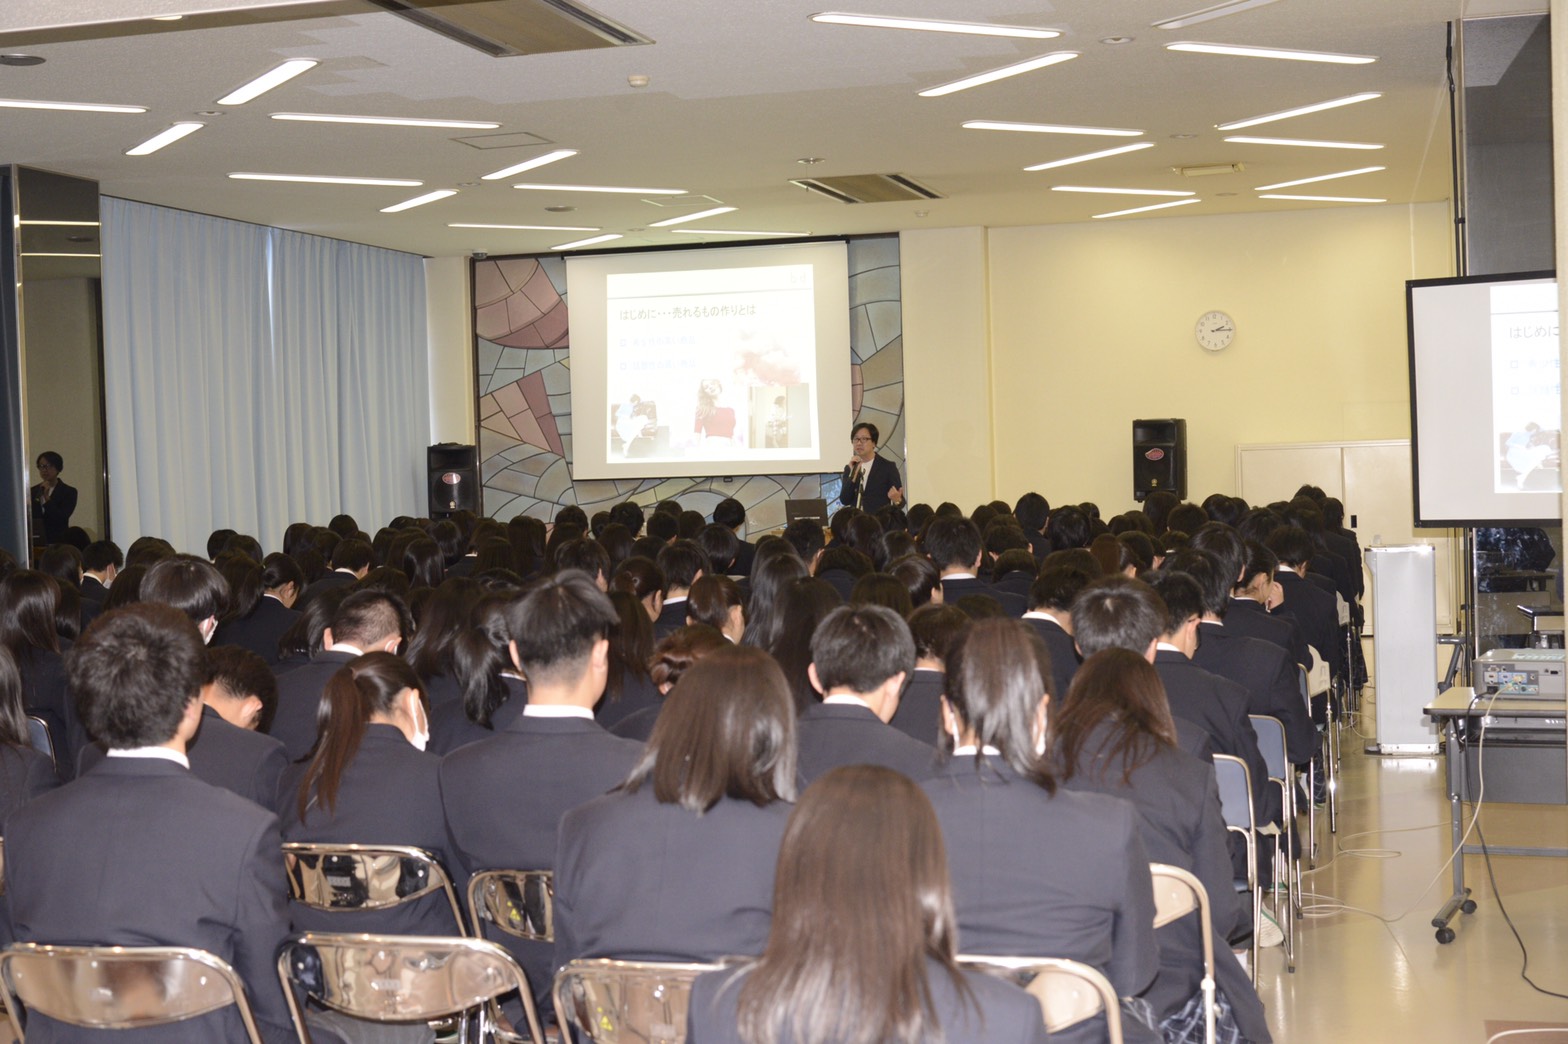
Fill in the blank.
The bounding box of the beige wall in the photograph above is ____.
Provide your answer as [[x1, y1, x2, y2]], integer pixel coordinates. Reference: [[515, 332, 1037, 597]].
[[22, 277, 106, 540], [424, 255, 476, 446]]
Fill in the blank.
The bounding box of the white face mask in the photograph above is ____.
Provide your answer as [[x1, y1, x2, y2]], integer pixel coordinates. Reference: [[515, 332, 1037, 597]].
[[408, 692, 430, 752]]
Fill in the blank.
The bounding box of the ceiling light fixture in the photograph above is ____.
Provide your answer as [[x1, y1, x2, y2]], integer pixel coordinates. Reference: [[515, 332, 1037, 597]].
[[1093, 199, 1202, 219], [126, 122, 204, 156], [18, 220, 100, 227], [229, 172, 423, 186], [1254, 166, 1385, 190], [1052, 186, 1195, 197], [512, 183, 686, 194], [552, 233, 623, 250], [380, 189, 459, 213], [1225, 136, 1383, 150], [1217, 92, 1381, 130], [1024, 142, 1156, 171], [0, 98, 145, 113], [449, 223, 601, 231], [648, 206, 738, 227], [670, 229, 812, 237], [918, 51, 1079, 97], [0, 54, 45, 67], [1152, 0, 1283, 30], [481, 150, 578, 181], [271, 113, 501, 129], [216, 59, 318, 106], [964, 120, 1143, 137], [1167, 41, 1376, 64], [810, 12, 1060, 39], [1259, 193, 1387, 203], [150, 14, 185, 20], [20, 252, 102, 257]]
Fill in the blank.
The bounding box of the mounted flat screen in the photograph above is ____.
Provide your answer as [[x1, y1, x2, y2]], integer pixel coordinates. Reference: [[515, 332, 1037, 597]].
[[566, 241, 851, 480], [1407, 270, 1561, 526]]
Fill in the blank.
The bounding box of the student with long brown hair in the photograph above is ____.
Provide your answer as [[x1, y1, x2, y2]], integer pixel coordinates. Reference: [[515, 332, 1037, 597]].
[[1052, 649, 1270, 1044], [687, 764, 1047, 1044], [0, 570, 81, 774], [279, 651, 456, 937]]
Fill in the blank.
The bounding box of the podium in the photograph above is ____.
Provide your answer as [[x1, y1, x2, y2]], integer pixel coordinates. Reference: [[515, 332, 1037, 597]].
[[1365, 545, 1440, 753]]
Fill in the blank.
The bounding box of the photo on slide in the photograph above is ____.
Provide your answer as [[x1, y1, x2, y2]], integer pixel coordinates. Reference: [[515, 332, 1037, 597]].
[[1489, 283, 1561, 494]]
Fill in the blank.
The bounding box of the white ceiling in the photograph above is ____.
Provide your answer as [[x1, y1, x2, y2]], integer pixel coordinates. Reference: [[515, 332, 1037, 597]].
[[0, 0, 1549, 257]]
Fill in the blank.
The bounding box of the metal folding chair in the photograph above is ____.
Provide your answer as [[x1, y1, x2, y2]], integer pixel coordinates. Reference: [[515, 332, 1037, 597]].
[[1213, 753, 1260, 986], [553, 958, 720, 1044], [1249, 714, 1297, 971], [278, 931, 543, 1044], [466, 870, 554, 944], [0, 943, 265, 1042], [1149, 864, 1216, 1044], [282, 842, 467, 935], [24, 717, 53, 767], [959, 954, 1124, 1043], [1297, 666, 1323, 864]]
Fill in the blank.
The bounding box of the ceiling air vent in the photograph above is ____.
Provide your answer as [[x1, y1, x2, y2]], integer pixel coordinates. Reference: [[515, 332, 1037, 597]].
[[789, 173, 944, 204], [370, 0, 653, 58]]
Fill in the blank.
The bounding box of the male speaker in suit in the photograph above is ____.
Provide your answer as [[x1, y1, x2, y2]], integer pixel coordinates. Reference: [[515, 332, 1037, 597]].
[[439, 569, 643, 1018], [270, 589, 408, 759], [796, 604, 936, 784], [4, 603, 302, 1044], [926, 515, 1026, 617], [840, 422, 903, 512]]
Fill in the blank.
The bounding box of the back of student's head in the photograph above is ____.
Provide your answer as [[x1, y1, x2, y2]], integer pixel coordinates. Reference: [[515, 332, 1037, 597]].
[[1029, 564, 1092, 612], [331, 538, 374, 573], [1189, 522, 1245, 589], [300, 652, 424, 819], [1045, 506, 1090, 553], [206, 528, 238, 561], [848, 573, 913, 617], [1143, 569, 1204, 635], [810, 604, 914, 695], [888, 553, 941, 610], [609, 500, 645, 537], [743, 553, 808, 651], [782, 519, 826, 562], [628, 644, 796, 812], [943, 617, 1055, 788], [686, 574, 744, 632], [329, 588, 409, 651], [503, 569, 617, 686], [69, 603, 203, 749], [656, 539, 709, 593], [124, 535, 175, 570], [770, 577, 844, 713], [552, 537, 610, 584], [1266, 524, 1314, 568], [1053, 647, 1177, 786], [610, 555, 664, 604], [1070, 576, 1167, 658], [1166, 502, 1208, 537], [1161, 548, 1230, 618], [81, 540, 123, 575], [328, 513, 359, 539], [645, 511, 678, 544], [555, 504, 590, 531], [696, 523, 740, 576], [908, 603, 970, 663], [923, 515, 981, 572], [649, 624, 729, 693], [713, 497, 746, 531], [206, 643, 279, 732], [141, 554, 229, 625], [0, 646, 29, 748], [815, 546, 872, 579], [1014, 492, 1050, 533]]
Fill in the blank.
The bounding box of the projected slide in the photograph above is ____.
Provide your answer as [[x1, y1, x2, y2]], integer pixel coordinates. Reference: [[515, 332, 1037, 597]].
[[1489, 283, 1561, 494], [568, 242, 852, 481], [606, 265, 818, 463]]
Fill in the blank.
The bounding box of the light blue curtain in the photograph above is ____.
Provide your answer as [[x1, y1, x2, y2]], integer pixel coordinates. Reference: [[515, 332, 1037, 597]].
[[101, 198, 429, 554]]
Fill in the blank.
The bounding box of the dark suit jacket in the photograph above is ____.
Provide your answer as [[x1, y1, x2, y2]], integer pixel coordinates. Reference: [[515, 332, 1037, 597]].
[[0, 745, 60, 947], [17, 646, 84, 780], [213, 596, 301, 665], [841, 454, 900, 513], [278, 724, 460, 936], [1195, 621, 1315, 765], [1058, 723, 1270, 1042], [3, 757, 297, 1043], [688, 959, 1051, 1044], [1226, 597, 1310, 670], [29, 481, 76, 546], [597, 669, 662, 730], [1022, 613, 1080, 699], [1153, 650, 1279, 827], [653, 597, 688, 641], [80, 705, 289, 810], [428, 675, 528, 755], [941, 575, 1026, 617], [730, 538, 758, 578], [889, 668, 944, 745], [1275, 570, 1342, 676], [795, 702, 937, 784], [922, 756, 1158, 1044], [296, 569, 356, 612], [815, 568, 859, 604], [554, 787, 791, 969], [440, 712, 642, 1006], [79, 575, 110, 605], [269, 649, 358, 760]]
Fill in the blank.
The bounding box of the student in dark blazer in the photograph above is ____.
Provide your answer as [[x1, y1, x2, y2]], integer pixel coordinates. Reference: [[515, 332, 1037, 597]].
[[3, 603, 301, 1044], [1053, 649, 1272, 1044], [554, 644, 796, 974], [79, 540, 121, 607], [713, 497, 757, 577], [795, 604, 936, 784], [653, 540, 708, 640], [214, 553, 304, 666], [921, 618, 1158, 1044], [1025, 564, 1093, 699], [927, 515, 1027, 616], [427, 591, 531, 755], [840, 422, 903, 513], [296, 538, 372, 612], [688, 765, 1048, 1044], [0, 570, 85, 777], [279, 652, 459, 937], [0, 646, 60, 821], [609, 624, 728, 743], [889, 604, 968, 745], [1268, 527, 1343, 679]]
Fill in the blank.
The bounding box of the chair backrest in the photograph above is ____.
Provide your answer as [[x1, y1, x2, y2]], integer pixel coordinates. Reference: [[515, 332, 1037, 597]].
[[1148, 864, 1217, 1044], [957, 954, 1123, 1041], [1248, 714, 1288, 781], [553, 958, 720, 1044], [467, 869, 554, 943], [0, 943, 263, 1043], [278, 931, 542, 1044], [281, 842, 466, 935], [25, 716, 54, 766]]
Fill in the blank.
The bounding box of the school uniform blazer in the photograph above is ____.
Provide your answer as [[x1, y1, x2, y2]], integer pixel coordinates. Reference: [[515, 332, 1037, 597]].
[[1225, 597, 1309, 670], [81, 705, 290, 810], [653, 598, 688, 640], [815, 568, 859, 604], [1274, 571, 1342, 675], [596, 668, 663, 731], [0, 744, 60, 947], [79, 574, 110, 605], [269, 649, 358, 760], [1058, 723, 1271, 1043], [554, 787, 791, 970], [1152, 651, 1279, 827], [17, 646, 85, 781], [889, 668, 945, 746], [295, 569, 355, 612], [428, 676, 529, 755], [1195, 621, 1316, 766], [940, 576, 1027, 617], [795, 702, 938, 785], [730, 539, 758, 578], [1022, 614, 1081, 699], [213, 596, 301, 665], [278, 724, 459, 936], [921, 756, 1158, 999], [2, 757, 297, 1044], [687, 959, 1051, 1044]]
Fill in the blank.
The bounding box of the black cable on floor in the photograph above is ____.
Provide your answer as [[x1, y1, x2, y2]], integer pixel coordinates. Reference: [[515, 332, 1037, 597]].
[[1473, 814, 1568, 1001]]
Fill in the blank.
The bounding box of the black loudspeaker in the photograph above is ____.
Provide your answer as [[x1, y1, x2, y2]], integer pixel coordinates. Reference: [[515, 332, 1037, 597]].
[[1132, 419, 1186, 502], [428, 443, 479, 517]]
